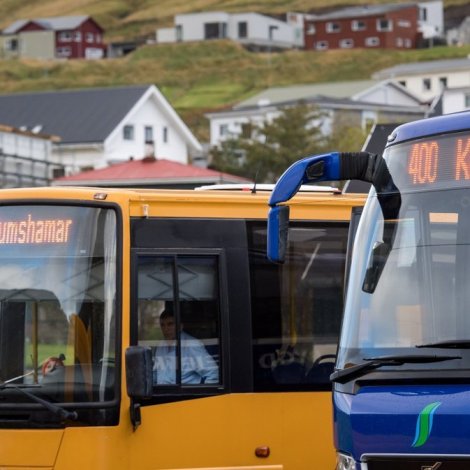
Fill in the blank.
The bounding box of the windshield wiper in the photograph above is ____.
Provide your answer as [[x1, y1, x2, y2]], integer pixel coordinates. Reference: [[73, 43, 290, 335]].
[[416, 340, 470, 349], [330, 354, 461, 384], [0, 381, 77, 421]]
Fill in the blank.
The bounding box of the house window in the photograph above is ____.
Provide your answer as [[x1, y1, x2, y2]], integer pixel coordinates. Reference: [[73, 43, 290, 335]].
[[397, 20, 411, 28], [365, 36, 380, 47], [86, 32, 94, 43], [5, 38, 18, 51], [241, 122, 252, 139], [396, 37, 404, 47], [326, 22, 341, 33], [56, 47, 71, 57], [163, 127, 168, 143], [59, 31, 72, 42], [306, 24, 316, 35], [238, 22, 248, 38], [399, 80, 407, 88], [439, 77, 448, 89], [123, 125, 134, 140], [204, 22, 227, 39], [145, 126, 154, 143], [404, 38, 412, 48], [96, 34, 102, 43], [74, 32, 82, 42], [136, 255, 222, 388], [465, 93, 470, 108], [351, 20, 366, 31], [339, 38, 354, 48], [420, 7, 428, 21], [219, 124, 229, 137], [176, 25, 183, 41], [315, 40, 328, 50], [422, 78, 432, 92], [377, 19, 392, 32]]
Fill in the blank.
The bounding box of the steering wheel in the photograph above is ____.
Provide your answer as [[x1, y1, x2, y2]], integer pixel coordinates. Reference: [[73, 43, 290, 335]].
[[312, 354, 336, 367]]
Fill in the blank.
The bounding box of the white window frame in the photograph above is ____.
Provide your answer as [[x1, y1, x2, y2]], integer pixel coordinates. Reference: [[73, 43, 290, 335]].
[[315, 40, 329, 50], [56, 46, 71, 57], [422, 78, 432, 92], [339, 38, 354, 48], [86, 32, 94, 43], [123, 125, 135, 141], [397, 20, 411, 28], [396, 37, 404, 47], [365, 36, 380, 47], [306, 24, 316, 35], [326, 22, 341, 33], [74, 32, 82, 42], [376, 19, 393, 32], [465, 93, 470, 109], [351, 20, 366, 31], [59, 31, 73, 42]]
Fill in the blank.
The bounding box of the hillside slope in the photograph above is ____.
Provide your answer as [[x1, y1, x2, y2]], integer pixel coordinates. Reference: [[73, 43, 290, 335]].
[[0, 0, 468, 41], [1, 41, 470, 140]]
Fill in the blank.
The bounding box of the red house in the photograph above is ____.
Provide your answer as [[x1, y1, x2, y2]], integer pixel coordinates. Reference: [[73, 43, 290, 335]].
[[2, 15, 105, 59], [304, 4, 419, 51]]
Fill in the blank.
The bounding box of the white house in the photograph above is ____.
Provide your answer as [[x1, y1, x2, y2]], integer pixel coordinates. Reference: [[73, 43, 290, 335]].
[[418, 0, 444, 42], [206, 80, 427, 148], [157, 11, 303, 49], [372, 57, 470, 103], [441, 86, 470, 114], [0, 85, 202, 176]]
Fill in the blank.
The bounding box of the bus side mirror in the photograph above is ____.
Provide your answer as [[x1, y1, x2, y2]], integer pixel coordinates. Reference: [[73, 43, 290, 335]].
[[267, 205, 290, 263], [125, 346, 153, 399]]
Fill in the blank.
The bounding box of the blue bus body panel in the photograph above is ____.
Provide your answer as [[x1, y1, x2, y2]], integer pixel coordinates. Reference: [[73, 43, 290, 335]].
[[390, 112, 470, 146], [334, 384, 470, 459]]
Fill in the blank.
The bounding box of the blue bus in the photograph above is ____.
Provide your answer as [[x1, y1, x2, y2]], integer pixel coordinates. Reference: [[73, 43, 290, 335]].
[[267, 111, 470, 470]]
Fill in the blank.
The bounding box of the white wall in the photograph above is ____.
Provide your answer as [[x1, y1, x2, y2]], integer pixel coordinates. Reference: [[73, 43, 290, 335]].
[[0, 130, 52, 160], [105, 95, 189, 165], [418, 1, 444, 38], [229, 13, 298, 47], [355, 83, 421, 107], [442, 88, 470, 114], [159, 11, 299, 48], [157, 27, 176, 43], [176, 12, 230, 41], [393, 70, 470, 102]]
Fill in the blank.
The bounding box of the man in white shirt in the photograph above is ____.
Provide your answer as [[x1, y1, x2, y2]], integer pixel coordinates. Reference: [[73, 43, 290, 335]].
[[153, 310, 219, 385]]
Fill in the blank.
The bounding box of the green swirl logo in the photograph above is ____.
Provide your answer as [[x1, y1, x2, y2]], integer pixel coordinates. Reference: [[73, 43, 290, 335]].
[[412, 402, 441, 447]]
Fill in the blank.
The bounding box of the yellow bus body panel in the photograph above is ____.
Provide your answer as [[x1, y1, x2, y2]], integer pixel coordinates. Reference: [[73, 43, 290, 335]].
[[0, 187, 365, 470]]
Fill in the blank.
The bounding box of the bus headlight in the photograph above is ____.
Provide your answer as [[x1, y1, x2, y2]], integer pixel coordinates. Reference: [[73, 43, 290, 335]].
[[336, 452, 356, 470]]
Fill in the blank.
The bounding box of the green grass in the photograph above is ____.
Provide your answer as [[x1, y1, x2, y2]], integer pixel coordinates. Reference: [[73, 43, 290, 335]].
[[2, 41, 470, 140], [0, 0, 467, 41]]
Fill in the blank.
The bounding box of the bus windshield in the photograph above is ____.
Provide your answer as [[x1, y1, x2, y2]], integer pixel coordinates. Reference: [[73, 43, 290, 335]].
[[0, 205, 117, 410], [337, 130, 470, 374]]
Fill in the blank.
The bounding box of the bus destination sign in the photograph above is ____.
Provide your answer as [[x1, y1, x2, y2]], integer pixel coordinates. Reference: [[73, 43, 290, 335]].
[[0, 214, 73, 245], [405, 134, 470, 187]]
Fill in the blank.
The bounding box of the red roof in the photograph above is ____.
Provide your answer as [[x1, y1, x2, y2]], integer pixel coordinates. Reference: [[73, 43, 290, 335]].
[[54, 158, 251, 187]]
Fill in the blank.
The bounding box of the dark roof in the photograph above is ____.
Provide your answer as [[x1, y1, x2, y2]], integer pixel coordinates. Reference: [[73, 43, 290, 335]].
[[3, 16, 93, 34], [344, 123, 401, 193], [313, 3, 416, 21], [0, 85, 150, 144]]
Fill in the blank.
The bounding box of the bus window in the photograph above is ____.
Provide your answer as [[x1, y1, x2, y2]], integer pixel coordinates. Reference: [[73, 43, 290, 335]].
[[248, 221, 349, 390], [136, 254, 221, 388]]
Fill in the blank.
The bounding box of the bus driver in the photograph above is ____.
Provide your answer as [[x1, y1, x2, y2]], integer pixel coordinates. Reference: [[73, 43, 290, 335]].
[[153, 310, 219, 385]]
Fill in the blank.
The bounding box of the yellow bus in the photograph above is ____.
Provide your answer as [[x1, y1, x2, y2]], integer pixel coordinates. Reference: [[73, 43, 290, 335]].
[[0, 185, 365, 470]]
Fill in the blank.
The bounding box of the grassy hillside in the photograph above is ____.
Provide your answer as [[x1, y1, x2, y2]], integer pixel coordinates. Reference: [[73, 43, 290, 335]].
[[0, 0, 468, 41], [1, 40, 469, 139], [1, 1, 470, 140]]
